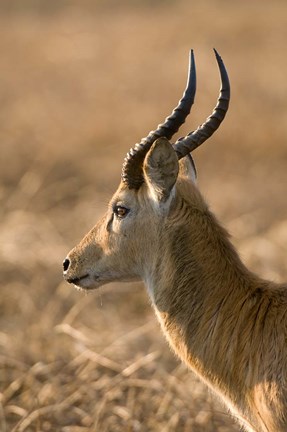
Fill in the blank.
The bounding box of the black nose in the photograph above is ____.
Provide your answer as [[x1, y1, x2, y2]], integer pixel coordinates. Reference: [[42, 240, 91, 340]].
[[63, 258, 70, 272]]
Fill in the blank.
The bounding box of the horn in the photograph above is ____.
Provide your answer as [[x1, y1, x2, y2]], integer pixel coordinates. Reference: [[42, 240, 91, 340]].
[[173, 49, 230, 159], [122, 50, 197, 189]]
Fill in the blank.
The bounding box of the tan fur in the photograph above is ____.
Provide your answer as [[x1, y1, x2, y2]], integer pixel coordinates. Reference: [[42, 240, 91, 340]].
[[64, 140, 287, 432]]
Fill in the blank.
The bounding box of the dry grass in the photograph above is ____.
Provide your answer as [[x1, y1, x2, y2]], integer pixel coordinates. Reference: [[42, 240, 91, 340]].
[[1, 1, 287, 430]]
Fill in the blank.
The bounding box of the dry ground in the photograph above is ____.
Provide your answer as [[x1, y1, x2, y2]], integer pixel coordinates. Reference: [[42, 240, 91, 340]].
[[1, 1, 287, 431]]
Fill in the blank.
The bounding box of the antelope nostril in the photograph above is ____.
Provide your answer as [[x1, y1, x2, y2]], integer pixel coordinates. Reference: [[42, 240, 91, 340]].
[[63, 258, 70, 272]]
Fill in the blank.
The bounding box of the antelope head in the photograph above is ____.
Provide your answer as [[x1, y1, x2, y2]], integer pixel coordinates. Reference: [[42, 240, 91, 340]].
[[63, 49, 230, 292]]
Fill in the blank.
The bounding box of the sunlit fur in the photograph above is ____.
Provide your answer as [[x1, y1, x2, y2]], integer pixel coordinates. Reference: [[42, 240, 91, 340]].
[[64, 139, 287, 432]]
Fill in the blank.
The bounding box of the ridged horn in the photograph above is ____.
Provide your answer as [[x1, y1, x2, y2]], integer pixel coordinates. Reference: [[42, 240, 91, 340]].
[[173, 49, 230, 159], [121, 50, 196, 189]]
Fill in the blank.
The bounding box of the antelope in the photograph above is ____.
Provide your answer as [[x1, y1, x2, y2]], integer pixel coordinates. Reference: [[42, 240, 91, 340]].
[[63, 50, 287, 432]]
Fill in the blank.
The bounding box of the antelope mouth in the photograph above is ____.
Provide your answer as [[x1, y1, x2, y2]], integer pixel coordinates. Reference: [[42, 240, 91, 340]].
[[65, 273, 102, 291], [66, 274, 90, 285]]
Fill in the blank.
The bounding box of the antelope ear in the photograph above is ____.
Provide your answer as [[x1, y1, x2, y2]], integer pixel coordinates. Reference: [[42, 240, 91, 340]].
[[178, 154, 197, 183], [143, 137, 179, 202]]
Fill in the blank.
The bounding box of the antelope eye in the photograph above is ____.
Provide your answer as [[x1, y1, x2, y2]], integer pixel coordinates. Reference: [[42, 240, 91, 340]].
[[114, 205, 130, 219]]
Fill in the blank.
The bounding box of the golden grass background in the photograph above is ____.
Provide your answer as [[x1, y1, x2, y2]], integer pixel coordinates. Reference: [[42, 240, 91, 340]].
[[1, 1, 287, 430]]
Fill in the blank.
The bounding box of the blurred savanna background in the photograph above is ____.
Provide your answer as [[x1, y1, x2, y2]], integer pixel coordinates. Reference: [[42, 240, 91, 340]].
[[1, 0, 287, 431]]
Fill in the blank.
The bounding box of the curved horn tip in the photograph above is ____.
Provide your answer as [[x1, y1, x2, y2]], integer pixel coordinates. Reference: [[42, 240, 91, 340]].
[[213, 48, 230, 88], [213, 48, 221, 59], [189, 48, 194, 62], [187, 49, 196, 87], [213, 48, 228, 67], [213, 48, 225, 70]]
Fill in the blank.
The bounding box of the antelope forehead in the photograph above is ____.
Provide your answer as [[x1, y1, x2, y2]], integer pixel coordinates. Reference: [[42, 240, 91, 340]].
[[110, 187, 138, 209]]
